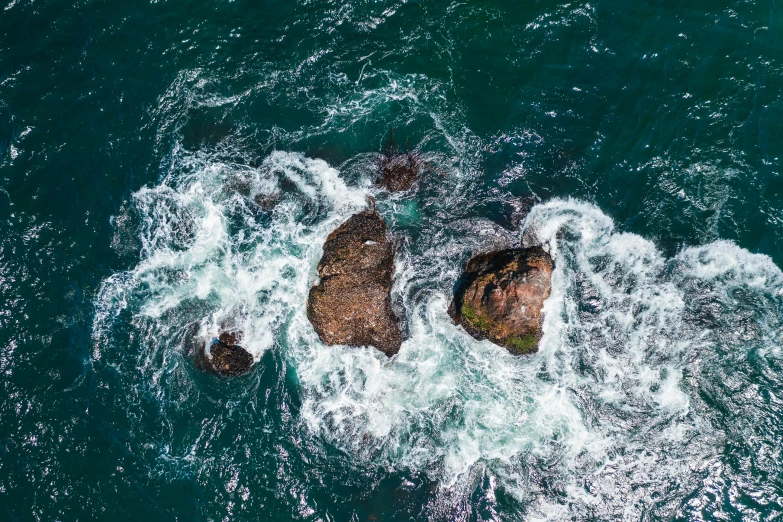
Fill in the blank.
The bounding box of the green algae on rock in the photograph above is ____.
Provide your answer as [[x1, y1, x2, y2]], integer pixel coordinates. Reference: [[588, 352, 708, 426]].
[[449, 247, 554, 355]]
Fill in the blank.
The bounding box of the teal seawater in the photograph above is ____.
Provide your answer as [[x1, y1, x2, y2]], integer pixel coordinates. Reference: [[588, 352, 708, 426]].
[[1, 0, 783, 520]]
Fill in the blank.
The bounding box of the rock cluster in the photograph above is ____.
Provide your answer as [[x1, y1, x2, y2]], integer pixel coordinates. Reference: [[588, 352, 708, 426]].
[[449, 247, 554, 354], [306, 206, 403, 356], [196, 137, 555, 376]]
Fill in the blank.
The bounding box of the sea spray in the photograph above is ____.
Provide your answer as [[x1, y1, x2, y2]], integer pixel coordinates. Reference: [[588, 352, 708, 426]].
[[93, 153, 783, 520], [93, 150, 368, 365]]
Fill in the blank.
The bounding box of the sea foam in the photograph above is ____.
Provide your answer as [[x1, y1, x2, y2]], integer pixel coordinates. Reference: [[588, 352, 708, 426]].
[[93, 151, 783, 520]]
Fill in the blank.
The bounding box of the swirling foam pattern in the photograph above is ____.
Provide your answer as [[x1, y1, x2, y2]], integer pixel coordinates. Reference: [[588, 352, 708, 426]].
[[2, 0, 782, 520], [93, 149, 783, 519]]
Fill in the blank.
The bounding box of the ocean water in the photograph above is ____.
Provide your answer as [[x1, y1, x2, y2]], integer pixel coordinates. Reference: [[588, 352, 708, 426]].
[[1, 0, 783, 520]]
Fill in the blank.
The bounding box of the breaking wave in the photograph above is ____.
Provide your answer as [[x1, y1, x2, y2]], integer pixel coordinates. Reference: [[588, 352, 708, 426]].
[[93, 150, 783, 520]]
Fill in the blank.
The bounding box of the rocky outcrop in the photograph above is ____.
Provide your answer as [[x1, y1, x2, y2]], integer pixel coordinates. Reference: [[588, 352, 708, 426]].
[[195, 331, 254, 376], [449, 247, 553, 355], [307, 206, 403, 356]]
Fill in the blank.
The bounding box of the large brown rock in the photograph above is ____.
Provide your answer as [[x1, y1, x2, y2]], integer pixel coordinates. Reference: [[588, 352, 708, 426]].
[[307, 207, 403, 356], [449, 247, 554, 355]]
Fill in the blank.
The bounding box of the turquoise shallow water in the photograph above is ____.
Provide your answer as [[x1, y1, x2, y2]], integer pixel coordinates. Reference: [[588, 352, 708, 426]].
[[2, 0, 783, 520]]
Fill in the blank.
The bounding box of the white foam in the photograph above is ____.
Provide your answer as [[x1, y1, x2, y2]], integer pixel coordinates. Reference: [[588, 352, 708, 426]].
[[93, 159, 783, 518], [93, 150, 368, 362]]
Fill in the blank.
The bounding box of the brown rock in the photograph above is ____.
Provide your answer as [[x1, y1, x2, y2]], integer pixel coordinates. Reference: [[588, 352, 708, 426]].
[[195, 331, 254, 377], [376, 130, 420, 192], [307, 207, 403, 356], [218, 331, 239, 347], [377, 153, 420, 192], [253, 192, 279, 211], [208, 342, 253, 376], [449, 247, 554, 355]]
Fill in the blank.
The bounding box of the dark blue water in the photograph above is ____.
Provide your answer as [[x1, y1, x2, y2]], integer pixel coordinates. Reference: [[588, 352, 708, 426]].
[[2, 1, 783, 520]]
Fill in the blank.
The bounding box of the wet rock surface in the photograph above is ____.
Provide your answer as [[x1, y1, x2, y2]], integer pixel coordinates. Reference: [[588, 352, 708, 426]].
[[253, 192, 279, 211], [376, 131, 420, 192], [307, 207, 403, 356], [449, 247, 554, 355], [377, 152, 420, 192], [195, 331, 254, 376]]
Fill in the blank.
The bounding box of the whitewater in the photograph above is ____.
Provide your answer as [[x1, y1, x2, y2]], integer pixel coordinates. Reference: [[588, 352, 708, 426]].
[[91, 147, 783, 520]]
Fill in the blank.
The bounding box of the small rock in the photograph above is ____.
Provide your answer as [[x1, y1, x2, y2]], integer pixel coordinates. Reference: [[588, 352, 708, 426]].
[[218, 331, 239, 346], [196, 331, 254, 376], [376, 130, 420, 192], [208, 342, 253, 376], [449, 247, 554, 354], [253, 192, 279, 211], [377, 153, 420, 192]]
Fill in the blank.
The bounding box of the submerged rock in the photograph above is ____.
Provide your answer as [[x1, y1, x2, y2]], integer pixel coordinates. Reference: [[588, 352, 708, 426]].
[[449, 247, 554, 355], [195, 330, 254, 376], [377, 152, 420, 192], [376, 130, 420, 192], [253, 192, 279, 211], [307, 205, 403, 356]]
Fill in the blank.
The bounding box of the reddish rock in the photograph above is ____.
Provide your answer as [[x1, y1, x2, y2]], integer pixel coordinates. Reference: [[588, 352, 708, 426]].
[[377, 152, 420, 192], [307, 207, 403, 356], [449, 247, 554, 354]]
